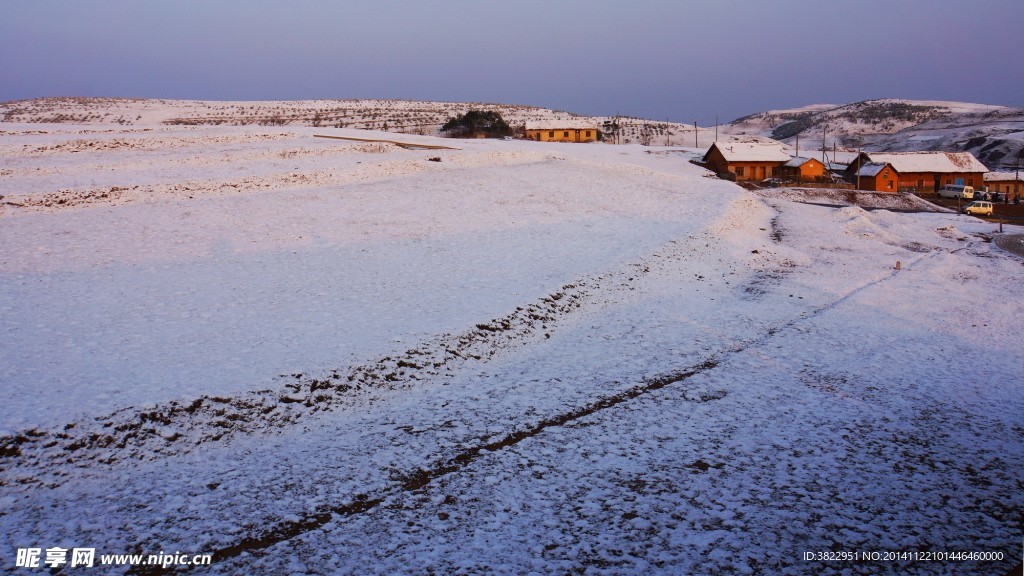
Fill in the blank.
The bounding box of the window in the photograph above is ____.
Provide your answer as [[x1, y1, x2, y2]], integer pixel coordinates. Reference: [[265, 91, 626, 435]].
[[563, 131, 570, 138], [585, 131, 591, 137], [771, 167, 779, 176], [735, 166, 745, 177], [548, 131, 554, 138], [917, 179, 924, 187]]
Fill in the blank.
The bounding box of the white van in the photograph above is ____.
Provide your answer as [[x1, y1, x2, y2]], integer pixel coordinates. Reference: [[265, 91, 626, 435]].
[[937, 185, 975, 200]]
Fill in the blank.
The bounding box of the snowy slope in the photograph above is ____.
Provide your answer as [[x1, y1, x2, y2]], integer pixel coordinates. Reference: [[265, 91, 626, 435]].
[[0, 98, 772, 149], [0, 118, 1022, 575], [722, 99, 1024, 168]]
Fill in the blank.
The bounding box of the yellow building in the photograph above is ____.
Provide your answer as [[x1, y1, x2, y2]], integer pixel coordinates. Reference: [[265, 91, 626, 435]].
[[525, 121, 599, 143]]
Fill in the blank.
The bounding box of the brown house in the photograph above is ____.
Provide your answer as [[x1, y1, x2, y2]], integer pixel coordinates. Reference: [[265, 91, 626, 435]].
[[983, 171, 1023, 195], [703, 142, 790, 181], [525, 122, 598, 143], [780, 157, 827, 182], [847, 152, 987, 193], [854, 162, 900, 192]]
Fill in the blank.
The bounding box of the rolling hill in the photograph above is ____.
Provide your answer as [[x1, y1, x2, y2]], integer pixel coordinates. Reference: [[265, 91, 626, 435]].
[[721, 98, 1024, 169]]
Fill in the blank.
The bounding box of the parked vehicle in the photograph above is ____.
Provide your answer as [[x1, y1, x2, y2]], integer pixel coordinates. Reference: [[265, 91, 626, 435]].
[[938, 185, 975, 199], [962, 200, 993, 216], [990, 192, 1007, 203]]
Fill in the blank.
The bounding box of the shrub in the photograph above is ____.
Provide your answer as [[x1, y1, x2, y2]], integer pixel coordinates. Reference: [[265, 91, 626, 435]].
[[440, 110, 510, 138]]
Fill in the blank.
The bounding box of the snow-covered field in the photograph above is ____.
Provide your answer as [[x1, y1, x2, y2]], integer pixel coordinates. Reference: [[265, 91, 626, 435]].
[[1, 120, 1022, 575]]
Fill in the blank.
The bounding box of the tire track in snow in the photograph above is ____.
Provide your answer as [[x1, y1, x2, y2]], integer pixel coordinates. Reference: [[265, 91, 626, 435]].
[[130, 360, 720, 574], [140, 242, 946, 570]]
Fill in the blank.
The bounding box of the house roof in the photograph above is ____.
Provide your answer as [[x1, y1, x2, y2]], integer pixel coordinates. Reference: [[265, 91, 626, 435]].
[[784, 156, 823, 168], [860, 151, 987, 173], [856, 162, 894, 178], [706, 142, 790, 163], [984, 171, 1023, 182], [827, 151, 860, 164], [525, 121, 599, 131]]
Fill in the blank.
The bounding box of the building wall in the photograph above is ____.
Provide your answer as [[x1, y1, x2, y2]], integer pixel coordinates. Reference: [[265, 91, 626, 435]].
[[897, 172, 985, 192], [726, 162, 782, 181], [800, 159, 826, 180], [526, 129, 597, 143], [703, 147, 730, 175]]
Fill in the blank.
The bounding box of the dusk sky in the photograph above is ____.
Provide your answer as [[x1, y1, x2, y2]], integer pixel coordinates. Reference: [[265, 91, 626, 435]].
[[4, 0, 1023, 124]]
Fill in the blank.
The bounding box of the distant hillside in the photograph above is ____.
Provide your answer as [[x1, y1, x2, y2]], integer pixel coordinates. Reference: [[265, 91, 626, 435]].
[[722, 99, 1024, 169], [0, 97, 775, 149]]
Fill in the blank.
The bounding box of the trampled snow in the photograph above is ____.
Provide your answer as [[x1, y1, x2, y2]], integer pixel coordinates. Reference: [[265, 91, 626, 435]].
[[0, 118, 1021, 575]]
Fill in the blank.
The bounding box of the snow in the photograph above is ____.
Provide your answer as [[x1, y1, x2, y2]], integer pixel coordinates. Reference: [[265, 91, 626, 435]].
[[720, 99, 1023, 172], [855, 162, 890, 177], [860, 151, 989, 173], [984, 171, 1023, 182], [524, 121, 599, 131], [1, 110, 1022, 575], [783, 157, 820, 168]]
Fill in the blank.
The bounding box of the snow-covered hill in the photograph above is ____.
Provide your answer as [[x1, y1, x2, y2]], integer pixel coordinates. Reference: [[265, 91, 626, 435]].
[[0, 97, 779, 149], [722, 99, 1024, 169]]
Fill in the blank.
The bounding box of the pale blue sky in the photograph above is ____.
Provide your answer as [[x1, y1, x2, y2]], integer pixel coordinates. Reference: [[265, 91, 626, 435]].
[[3, 1, 1022, 124]]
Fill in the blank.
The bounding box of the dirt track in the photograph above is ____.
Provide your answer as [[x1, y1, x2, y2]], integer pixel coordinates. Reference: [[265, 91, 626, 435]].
[[994, 234, 1024, 258]]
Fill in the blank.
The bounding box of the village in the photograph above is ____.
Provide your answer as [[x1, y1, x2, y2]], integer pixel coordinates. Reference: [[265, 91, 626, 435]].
[[519, 118, 1024, 221]]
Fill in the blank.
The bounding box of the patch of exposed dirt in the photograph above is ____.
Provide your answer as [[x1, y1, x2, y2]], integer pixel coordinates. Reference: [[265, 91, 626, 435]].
[[994, 234, 1024, 258]]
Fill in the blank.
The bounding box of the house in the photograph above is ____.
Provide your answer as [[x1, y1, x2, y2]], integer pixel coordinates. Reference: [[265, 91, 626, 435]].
[[702, 142, 791, 181], [846, 151, 988, 193], [525, 122, 599, 143], [853, 162, 900, 192], [780, 157, 828, 182], [983, 171, 1023, 195]]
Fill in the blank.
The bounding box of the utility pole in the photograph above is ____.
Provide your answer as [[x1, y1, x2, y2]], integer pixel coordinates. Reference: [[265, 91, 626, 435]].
[[694, 121, 698, 148], [1016, 149, 1022, 203], [821, 126, 827, 166], [715, 115, 718, 143], [795, 132, 799, 158], [855, 137, 862, 191]]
